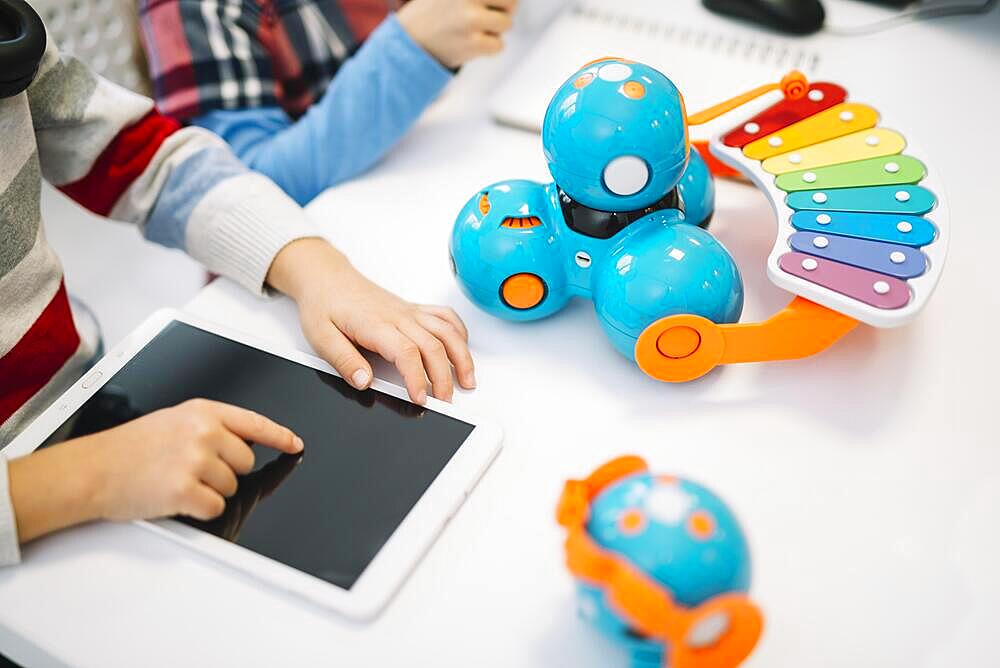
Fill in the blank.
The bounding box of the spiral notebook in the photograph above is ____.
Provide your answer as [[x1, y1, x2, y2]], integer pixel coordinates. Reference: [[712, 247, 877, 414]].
[[490, 0, 824, 135]]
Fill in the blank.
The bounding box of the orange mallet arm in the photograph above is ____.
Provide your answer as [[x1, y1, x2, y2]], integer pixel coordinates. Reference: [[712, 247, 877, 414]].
[[686, 71, 809, 127], [635, 297, 859, 382]]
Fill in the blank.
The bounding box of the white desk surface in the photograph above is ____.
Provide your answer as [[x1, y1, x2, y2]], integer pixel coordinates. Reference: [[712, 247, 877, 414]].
[[3, 6, 999, 667]]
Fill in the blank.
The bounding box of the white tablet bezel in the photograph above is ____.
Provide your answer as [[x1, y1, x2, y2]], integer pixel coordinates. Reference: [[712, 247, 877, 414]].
[[2, 309, 503, 621]]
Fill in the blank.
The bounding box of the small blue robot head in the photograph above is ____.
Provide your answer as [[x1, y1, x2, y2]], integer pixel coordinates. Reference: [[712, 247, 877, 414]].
[[558, 457, 762, 667], [542, 58, 689, 212], [587, 471, 751, 608]]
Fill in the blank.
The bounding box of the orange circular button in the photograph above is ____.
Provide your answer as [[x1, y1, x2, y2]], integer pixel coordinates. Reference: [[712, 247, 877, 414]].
[[501, 273, 546, 310], [619, 508, 647, 536], [656, 326, 701, 359], [622, 81, 646, 99], [687, 510, 716, 540], [636, 315, 724, 383]]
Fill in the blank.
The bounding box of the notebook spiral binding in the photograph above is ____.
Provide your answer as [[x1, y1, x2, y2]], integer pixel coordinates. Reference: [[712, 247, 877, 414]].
[[571, 3, 822, 72]]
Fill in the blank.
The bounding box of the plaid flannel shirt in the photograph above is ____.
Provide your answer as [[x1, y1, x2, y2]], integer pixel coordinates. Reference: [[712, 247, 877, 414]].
[[139, 0, 395, 122]]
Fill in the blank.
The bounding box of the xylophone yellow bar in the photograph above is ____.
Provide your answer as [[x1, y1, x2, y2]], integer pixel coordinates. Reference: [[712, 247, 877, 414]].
[[761, 128, 907, 175], [743, 103, 879, 161]]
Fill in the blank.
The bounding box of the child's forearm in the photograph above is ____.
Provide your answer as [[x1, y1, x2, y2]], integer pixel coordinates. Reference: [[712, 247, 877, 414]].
[[6, 443, 106, 546], [193, 15, 451, 205], [265, 238, 354, 303]]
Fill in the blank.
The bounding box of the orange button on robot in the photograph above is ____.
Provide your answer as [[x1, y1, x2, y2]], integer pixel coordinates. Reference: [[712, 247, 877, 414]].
[[501, 273, 546, 310]]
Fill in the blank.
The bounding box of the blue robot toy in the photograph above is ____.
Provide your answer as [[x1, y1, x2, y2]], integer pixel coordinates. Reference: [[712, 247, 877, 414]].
[[450, 58, 808, 380], [557, 456, 763, 668]]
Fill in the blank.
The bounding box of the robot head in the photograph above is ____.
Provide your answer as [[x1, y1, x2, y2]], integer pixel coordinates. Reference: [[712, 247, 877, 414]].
[[542, 58, 689, 212], [558, 456, 763, 667]]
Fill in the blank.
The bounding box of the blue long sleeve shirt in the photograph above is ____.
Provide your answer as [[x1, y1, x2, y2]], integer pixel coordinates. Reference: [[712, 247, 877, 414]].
[[192, 15, 452, 205]]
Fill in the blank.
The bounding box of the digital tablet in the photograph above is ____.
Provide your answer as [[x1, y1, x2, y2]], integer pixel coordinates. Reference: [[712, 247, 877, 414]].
[[3, 309, 502, 620]]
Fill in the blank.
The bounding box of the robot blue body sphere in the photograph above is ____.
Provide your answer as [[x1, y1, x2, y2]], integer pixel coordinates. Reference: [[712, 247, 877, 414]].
[[450, 59, 744, 369], [557, 457, 763, 668], [543, 60, 690, 212], [582, 472, 751, 666]]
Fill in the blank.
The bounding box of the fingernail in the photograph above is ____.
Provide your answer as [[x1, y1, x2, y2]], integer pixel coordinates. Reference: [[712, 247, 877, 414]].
[[351, 369, 371, 388], [293, 436, 305, 451], [416, 389, 428, 405], [464, 371, 477, 389]]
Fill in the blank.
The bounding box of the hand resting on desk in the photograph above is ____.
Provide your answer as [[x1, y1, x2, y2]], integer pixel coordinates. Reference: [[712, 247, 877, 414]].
[[266, 238, 477, 404]]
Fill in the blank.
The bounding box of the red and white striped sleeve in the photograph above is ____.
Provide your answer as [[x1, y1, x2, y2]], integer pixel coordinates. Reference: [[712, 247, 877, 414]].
[[28, 36, 320, 294]]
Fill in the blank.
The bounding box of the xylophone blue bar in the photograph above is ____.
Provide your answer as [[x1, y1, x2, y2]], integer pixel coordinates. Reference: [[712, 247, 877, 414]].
[[786, 185, 937, 215], [790, 211, 936, 248], [789, 231, 927, 279]]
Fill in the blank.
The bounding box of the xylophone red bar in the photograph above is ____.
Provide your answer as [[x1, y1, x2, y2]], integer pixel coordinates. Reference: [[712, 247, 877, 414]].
[[722, 83, 848, 148]]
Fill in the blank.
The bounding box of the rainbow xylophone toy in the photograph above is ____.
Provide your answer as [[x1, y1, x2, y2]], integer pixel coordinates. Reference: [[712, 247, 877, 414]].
[[711, 82, 947, 323]]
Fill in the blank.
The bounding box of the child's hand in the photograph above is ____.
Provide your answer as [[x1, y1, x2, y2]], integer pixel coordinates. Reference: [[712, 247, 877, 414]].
[[89, 400, 303, 522], [9, 400, 303, 543], [398, 0, 517, 69], [267, 238, 476, 404]]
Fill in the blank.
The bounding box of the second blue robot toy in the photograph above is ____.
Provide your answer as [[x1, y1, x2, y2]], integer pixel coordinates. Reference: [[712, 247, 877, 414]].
[[450, 58, 744, 366]]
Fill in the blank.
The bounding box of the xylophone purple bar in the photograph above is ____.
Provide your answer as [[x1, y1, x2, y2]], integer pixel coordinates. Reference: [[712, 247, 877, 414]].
[[778, 252, 910, 309]]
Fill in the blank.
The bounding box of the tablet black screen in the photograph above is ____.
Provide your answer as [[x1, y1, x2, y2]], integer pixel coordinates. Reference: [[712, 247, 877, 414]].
[[42, 321, 475, 590]]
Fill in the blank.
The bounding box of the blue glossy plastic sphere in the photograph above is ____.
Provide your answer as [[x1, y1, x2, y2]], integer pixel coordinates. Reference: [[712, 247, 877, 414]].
[[450, 180, 571, 322], [593, 219, 744, 358], [578, 472, 752, 664], [542, 58, 689, 212], [676, 148, 714, 228]]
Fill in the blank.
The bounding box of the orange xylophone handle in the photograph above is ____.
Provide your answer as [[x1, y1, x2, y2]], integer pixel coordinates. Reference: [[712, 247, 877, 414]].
[[635, 297, 859, 382], [686, 71, 809, 127]]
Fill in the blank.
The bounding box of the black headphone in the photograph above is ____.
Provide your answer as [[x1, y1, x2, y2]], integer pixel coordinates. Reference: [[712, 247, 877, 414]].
[[0, 0, 46, 99]]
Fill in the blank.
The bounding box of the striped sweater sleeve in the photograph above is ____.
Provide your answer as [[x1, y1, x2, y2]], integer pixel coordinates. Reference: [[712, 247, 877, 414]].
[[27, 36, 319, 294]]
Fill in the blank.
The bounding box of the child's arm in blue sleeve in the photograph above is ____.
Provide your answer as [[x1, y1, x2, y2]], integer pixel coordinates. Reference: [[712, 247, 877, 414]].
[[192, 14, 452, 205]]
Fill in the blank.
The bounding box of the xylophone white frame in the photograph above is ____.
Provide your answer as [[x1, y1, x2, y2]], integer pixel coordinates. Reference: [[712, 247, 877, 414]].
[[709, 125, 950, 329]]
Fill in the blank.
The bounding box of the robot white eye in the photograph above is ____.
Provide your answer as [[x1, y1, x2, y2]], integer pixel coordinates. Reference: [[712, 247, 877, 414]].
[[597, 62, 633, 82], [685, 610, 731, 649], [602, 155, 649, 196]]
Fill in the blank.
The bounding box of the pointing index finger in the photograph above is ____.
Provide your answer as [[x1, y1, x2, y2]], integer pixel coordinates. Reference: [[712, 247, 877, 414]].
[[209, 402, 304, 454]]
